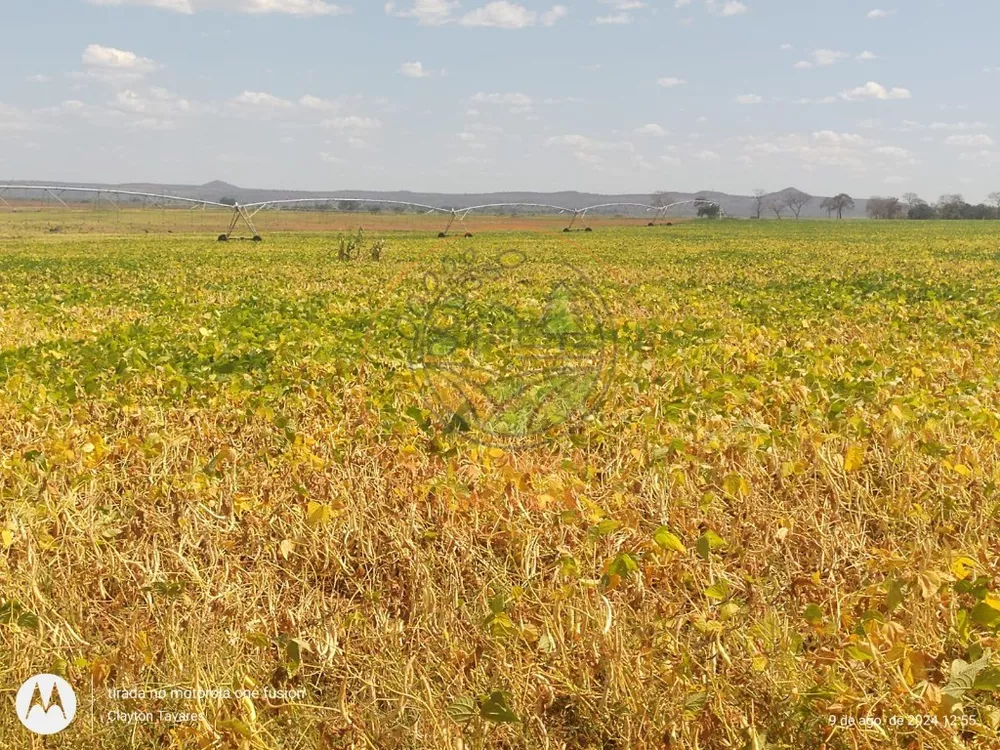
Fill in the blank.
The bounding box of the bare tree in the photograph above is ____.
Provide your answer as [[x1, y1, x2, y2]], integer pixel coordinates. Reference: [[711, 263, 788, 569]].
[[867, 196, 904, 219], [782, 189, 812, 219], [937, 194, 966, 220], [989, 191, 1000, 220], [829, 193, 855, 219], [820, 197, 834, 218], [752, 189, 766, 219], [902, 192, 922, 209], [769, 200, 784, 219], [651, 191, 669, 208]]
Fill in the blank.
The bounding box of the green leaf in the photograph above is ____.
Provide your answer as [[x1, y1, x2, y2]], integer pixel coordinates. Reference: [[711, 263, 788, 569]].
[[943, 652, 992, 701], [653, 527, 686, 554], [446, 696, 477, 725], [845, 644, 874, 662], [705, 581, 731, 601], [696, 530, 726, 560], [17, 612, 40, 632], [480, 691, 519, 724], [974, 668, 1000, 692], [971, 602, 1000, 629], [218, 719, 253, 737], [885, 578, 906, 613], [488, 591, 508, 615], [607, 553, 640, 579], [486, 612, 519, 638], [591, 519, 623, 537], [684, 690, 708, 714], [803, 604, 824, 625]]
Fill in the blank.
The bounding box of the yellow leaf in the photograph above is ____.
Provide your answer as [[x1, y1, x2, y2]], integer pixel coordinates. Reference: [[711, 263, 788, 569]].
[[306, 502, 332, 527], [653, 527, 687, 554], [279, 539, 295, 560], [844, 443, 865, 473], [950, 556, 977, 580], [952, 463, 972, 477], [916, 571, 941, 599], [722, 473, 750, 498], [1, 528, 13, 549]]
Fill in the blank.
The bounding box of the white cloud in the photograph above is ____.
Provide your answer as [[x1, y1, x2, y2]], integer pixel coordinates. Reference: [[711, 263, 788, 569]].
[[323, 115, 383, 133], [839, 81, 911, 101], [945, 134, 995, 147], [812, 49, 848, 66], [384, 0, 458, 24], [115, 87, 193, 118], [88, 0, 195, 11], [735, 94, 763, 104], [873, 145, 912, 158], [929, 121, 989, 131], [795, 96, 838, 104], [635, 123, 667, 136], [866, 8, 894, 18], [0, 103, 30, 132], [595, 13, 630, 23], [856, 50, 877, 61], [780, 43, 792, 50], [541, 5, 568, 24], [299, 94, 341, 111], [27, 74, 53, 84], [546, 134, 634, 153], [82, 44, 159, 73], [471, 92, 532, 106], [706, 0, 748, 16], [232, 91, 295, 108], [89, 0, 347, 14], [741, 132, 871, 171], [657, 76, 687, 88], [693, 149, 721, 160], [458, 2, 568, 28], [813, 130, 869, 146], [793, 61, 813, 70], [239, 0, 346, 14], [400, 61, 433, 78]]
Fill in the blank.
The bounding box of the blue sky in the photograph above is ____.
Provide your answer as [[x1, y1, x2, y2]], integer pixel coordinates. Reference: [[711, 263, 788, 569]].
[[1, 0, 998, 200]]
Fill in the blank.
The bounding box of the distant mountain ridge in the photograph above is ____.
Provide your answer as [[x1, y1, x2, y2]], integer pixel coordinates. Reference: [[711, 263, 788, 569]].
[[1, 180, 869, 219]]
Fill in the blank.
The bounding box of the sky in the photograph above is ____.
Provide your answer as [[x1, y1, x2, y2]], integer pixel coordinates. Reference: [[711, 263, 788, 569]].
[[1, 0, 999, 200]]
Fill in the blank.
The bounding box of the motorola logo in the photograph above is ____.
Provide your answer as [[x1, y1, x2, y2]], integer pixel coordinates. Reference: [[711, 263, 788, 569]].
[[15, 674, 77, 735]]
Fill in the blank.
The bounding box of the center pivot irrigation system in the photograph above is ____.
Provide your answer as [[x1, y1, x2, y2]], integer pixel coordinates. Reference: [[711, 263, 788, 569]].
[[0, 184, 725, 240]]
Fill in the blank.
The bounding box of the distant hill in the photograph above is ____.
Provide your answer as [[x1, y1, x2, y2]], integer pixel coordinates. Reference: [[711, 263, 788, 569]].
[[0, 180, 869, 219]]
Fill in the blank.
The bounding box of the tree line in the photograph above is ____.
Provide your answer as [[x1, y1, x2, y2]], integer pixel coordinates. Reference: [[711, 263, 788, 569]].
[[867, 193, 1000, 220], [656, 189, 1000, 220]]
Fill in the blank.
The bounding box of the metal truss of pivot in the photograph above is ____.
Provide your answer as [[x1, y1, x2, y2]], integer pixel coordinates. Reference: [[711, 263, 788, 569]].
[[438, 209, 474, 238], [563, 209, 591, 232], [218, 203, 262, 242]]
